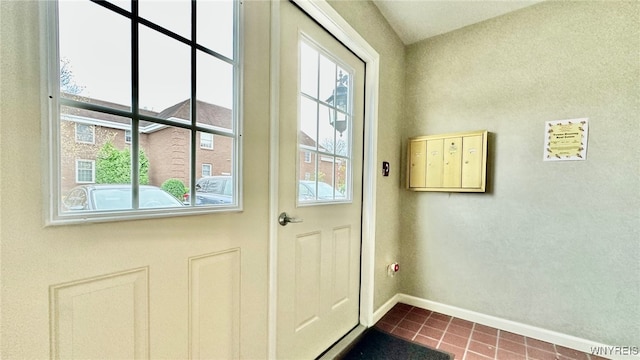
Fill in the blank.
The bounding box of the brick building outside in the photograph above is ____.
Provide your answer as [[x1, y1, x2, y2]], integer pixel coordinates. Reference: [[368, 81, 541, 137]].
[[60, 94, 233, 195], [60, 94, 346, 198]]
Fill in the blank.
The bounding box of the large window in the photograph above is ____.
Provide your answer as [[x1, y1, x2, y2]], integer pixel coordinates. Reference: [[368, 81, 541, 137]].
[[47, 0, 241, 224]]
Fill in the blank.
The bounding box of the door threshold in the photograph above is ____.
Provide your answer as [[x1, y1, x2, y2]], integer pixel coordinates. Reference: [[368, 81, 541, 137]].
[[316, 324, 368, 360]]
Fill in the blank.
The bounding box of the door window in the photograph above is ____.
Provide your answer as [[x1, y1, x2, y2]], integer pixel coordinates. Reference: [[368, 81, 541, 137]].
[[298, 38, 353, 204]]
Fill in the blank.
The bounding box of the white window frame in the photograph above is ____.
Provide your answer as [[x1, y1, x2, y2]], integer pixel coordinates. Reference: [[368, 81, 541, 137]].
[[124, 129, 132, 144], [75, 123, 95, 144], [43, 0, 243, 225], [303, 151, 311, 163], [202, 163, 212, 177], [200, 132, 214, 150], [75, 159, 95, 183], [297, 36, 354, 205]]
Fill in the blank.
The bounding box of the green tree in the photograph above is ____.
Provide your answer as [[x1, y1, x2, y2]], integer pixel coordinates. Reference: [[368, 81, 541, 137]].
[[96, 142, 149, 184]]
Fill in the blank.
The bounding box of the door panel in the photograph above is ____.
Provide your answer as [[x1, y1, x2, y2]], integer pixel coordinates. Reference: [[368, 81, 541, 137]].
[[295, 232, 322, 331], [50, 268, 148, 359], [189, 250, 241, 359], [331, 226, 352, 307], [277, 2, 365, 359]]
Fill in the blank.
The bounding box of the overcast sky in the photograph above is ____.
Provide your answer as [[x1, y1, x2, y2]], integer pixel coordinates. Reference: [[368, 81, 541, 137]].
[[58, 0, 234, 112]]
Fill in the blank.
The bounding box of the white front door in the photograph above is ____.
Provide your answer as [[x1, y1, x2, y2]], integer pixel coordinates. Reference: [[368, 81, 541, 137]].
[[277, 1, 366, 359]]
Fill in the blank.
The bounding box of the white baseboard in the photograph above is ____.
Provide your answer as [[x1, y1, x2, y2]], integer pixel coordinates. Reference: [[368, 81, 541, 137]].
[[372, 293, 403, 325], [372, 293, 631, 360]]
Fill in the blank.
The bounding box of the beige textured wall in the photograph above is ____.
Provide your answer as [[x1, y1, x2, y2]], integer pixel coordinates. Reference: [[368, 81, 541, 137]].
[[328, 0, 406, 311], [402, 1, 639, 345]]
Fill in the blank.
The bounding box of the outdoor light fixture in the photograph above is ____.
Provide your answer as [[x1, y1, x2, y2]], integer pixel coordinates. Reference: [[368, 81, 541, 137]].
[[326, 71, 349, 137]]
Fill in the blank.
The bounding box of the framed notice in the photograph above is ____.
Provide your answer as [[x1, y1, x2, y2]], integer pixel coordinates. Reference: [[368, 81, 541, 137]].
[[544, 118, 589, 161]]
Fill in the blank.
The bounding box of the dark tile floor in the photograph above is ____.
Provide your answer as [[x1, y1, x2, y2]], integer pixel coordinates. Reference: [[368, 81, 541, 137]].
[[374, 303, 609, 360]]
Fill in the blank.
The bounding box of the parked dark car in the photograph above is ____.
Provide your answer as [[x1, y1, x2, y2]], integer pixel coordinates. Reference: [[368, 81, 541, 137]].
[[63, 184, 184, 211], [184, 176, 233, 205], [299, 180, 345, 201]]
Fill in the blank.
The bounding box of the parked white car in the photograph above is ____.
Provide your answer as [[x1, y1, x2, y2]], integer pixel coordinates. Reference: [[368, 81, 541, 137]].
[[63, 184, 184, 211]]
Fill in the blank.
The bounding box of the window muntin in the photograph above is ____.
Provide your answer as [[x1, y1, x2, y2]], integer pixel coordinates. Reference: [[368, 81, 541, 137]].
[[297, 38, 353, 204], [49, 0, 240, 224]]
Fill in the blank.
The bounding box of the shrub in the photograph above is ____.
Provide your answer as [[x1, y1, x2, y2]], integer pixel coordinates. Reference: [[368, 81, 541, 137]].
[[161, 179, 187, 200], [96, 141, 149, 184]]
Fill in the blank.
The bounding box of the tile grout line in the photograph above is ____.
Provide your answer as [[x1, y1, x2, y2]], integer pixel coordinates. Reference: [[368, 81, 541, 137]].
[[524, 335, 569, 360], [497, 332, 535, 360], [388, 307, 411, 334], [494, 329, 501, 360], [467, 323, 499, 360], [462, 321, 477, 360], [436, 315, 454, 349], [410, 308, 431, 342], [398, 307, 413, 333]]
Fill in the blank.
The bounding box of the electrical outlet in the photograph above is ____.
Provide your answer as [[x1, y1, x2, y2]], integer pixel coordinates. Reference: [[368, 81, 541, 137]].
[[387, 262, 399, 277]]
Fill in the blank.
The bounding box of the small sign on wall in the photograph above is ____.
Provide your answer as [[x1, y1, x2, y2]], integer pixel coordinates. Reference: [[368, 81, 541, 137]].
[[544, 118, 589, 161]]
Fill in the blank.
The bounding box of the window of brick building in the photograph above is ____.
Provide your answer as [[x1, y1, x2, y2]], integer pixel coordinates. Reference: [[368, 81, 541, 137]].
[[76, 160, 95, 183], [200, 132, 214, 150], [75, 123, 95, 144], [202, 164, 212, 177]]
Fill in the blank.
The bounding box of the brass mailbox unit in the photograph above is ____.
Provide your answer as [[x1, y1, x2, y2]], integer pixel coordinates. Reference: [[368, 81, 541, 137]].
[[407, 130, 488, 192]]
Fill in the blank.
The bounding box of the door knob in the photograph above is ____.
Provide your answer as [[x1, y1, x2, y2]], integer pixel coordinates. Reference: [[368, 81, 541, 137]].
[[278, 212, 303, 226]]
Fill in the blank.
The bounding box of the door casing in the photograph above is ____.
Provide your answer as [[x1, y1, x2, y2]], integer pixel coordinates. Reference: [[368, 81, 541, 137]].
[[268, 0, 380, 358]]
